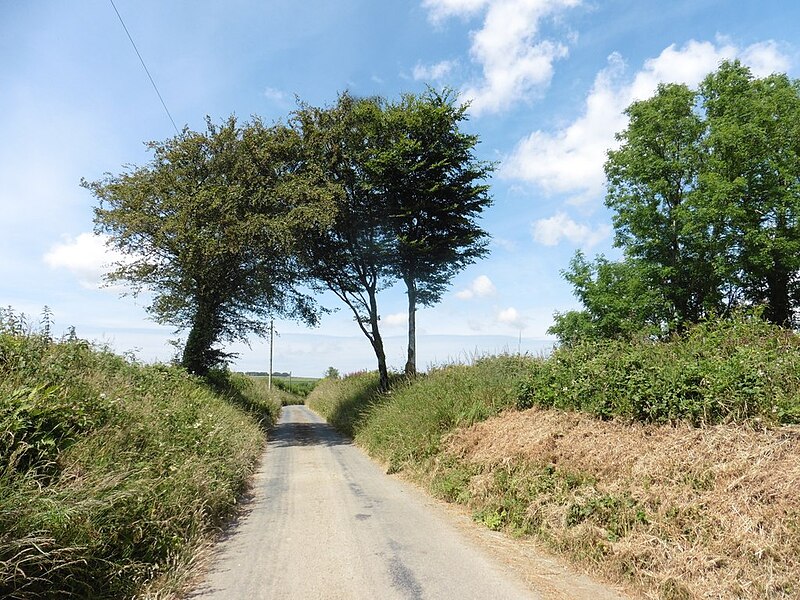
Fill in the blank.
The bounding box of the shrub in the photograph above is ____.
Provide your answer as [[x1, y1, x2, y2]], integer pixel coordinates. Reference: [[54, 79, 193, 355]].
[[517, 316, 800, 425]]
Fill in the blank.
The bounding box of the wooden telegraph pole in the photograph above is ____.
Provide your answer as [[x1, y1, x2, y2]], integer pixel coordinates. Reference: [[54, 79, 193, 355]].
[[268, 319, 274, 390]]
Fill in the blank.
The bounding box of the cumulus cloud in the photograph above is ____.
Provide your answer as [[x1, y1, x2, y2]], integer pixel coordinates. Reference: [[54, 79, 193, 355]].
[[263, 87, 289, 104], [43, 232, 126, 289], [497, 306, 526, 329], [532, 212, 611, 248], [456, 274, 497, 299], [413, 59, 458, 81], [423, 0, 581, 115], [384, 312, 408, 326], [503, 38, 793, 204], [739, 40, 791, 77]]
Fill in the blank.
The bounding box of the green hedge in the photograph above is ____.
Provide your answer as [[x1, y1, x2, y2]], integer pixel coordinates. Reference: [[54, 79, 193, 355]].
[[518, 316, 800, 424]]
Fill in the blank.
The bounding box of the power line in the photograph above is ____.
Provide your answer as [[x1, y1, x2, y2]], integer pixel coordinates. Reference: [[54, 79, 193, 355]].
[[109, 0, 180, 135]]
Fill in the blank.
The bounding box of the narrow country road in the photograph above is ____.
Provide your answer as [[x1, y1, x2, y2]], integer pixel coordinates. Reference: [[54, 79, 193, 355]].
[[189, 405, 628, 600]]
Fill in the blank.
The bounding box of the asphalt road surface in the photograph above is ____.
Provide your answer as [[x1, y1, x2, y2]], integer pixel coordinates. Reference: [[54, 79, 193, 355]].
[[189, 405, 627, 600]]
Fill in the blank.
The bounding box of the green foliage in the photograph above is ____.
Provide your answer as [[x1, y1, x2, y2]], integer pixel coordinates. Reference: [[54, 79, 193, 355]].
[[606, 81, 720, 327], [85, 117, 321, 376], [566, 493, 648, 542], [522, 315, 800, 425], [595, 61, 800, 336], [469, 463, 596, 537], [375, 89, 494, 375], [306, 371, 386, 438], [291, 90, 493, 383], [700, 62, 800, 325], [549, 252, 666, 344], [291, 93, 394, 390], [0, 320, 274, 598], [205, 368, 282, 428], [272, 377, 317, 398], [306, 356, 532, 470]]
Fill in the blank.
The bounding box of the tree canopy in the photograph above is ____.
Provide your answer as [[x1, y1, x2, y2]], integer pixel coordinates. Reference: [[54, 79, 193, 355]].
[[289, 93, 395, 390], [85, 90, 492, 382], [289, 90, 493, 385], [553, 61, 800, 344], [373, 89, 493, 375], [85, 117, 322, 375]]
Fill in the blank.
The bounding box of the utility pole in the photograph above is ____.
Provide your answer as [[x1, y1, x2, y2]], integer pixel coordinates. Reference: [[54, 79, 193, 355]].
[[268, 319, 274, 390]]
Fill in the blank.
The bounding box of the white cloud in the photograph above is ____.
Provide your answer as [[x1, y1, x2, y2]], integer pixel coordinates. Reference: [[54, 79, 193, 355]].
[[263, 87, 288, 103], [43, 232, 126, 289], [456, 274, 497, 299], [384, 312, 408, 326], [422, 0, 490, 22], [503, 38, 793, 204], [497, 306, 526, 329], [532, 212, 611, 248], [413, 59, 458, 81], [423, 0, 581, 115], [739, 40, 791, 77]]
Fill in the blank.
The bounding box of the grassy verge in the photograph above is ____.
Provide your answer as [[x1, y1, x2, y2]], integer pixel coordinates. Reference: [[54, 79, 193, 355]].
[[249, 376, 319, 398], [1, 321, 279, 599], [305, 317, 800, 599]]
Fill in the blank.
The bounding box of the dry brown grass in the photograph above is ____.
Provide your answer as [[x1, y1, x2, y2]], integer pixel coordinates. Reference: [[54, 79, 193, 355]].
[[441, 408, 800, 599]]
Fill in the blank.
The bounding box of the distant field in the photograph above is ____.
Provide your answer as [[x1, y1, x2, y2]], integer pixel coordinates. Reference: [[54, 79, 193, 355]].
[[275, 376, 319, 385], [245, 373, 319, 384], [245, 373, 320, 399]]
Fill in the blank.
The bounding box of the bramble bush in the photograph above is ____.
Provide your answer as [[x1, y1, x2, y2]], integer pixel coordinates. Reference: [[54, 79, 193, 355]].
[[517, 315, 800, 425]]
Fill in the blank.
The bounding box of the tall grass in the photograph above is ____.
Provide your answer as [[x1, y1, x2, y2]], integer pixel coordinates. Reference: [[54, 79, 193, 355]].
[[306, 371, 386, 437], [0, 311, 278, 599], [306, 317, 800, 473], [306, 356, 532, 469]]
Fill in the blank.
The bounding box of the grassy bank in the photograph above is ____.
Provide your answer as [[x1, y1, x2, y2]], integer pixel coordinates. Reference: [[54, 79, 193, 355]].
[[1, 321, 279, 599], [305, 317, 800, 599]]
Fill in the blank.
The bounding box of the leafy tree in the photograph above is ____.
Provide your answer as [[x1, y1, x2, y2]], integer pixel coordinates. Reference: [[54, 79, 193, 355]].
[[289, 93, 395, 391], [288, 90, 493, 384], [374, 90, 493, 376], [701, 61, 800, 326], [549, 253, 666, 345], [570, 61, 800, 341], [85, 117, 319, 376], [605, 82, 723, 328]]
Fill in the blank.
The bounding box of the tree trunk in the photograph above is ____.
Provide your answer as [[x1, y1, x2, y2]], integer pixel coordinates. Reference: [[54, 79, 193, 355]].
[[404, 275, 417, 377], [766, 257, 792, 326], [367, 289, 390, 391], [181, 299, 218, 376]]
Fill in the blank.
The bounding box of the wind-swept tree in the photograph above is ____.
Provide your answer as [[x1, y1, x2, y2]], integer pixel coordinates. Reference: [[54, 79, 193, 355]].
[[374, 90, 493, 376], [84, 117, 320, 376], [290, 93, 395, 390]]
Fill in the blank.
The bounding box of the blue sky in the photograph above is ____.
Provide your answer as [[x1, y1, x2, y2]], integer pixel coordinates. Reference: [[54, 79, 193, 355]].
[[1, 0, 797, 376]]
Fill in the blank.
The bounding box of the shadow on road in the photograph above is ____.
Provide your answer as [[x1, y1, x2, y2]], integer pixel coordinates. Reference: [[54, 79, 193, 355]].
[[269, 419, 351, 448]]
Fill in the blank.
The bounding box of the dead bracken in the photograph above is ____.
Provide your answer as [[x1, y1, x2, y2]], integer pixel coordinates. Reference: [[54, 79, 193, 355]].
[[440, 407, 800, 599]]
